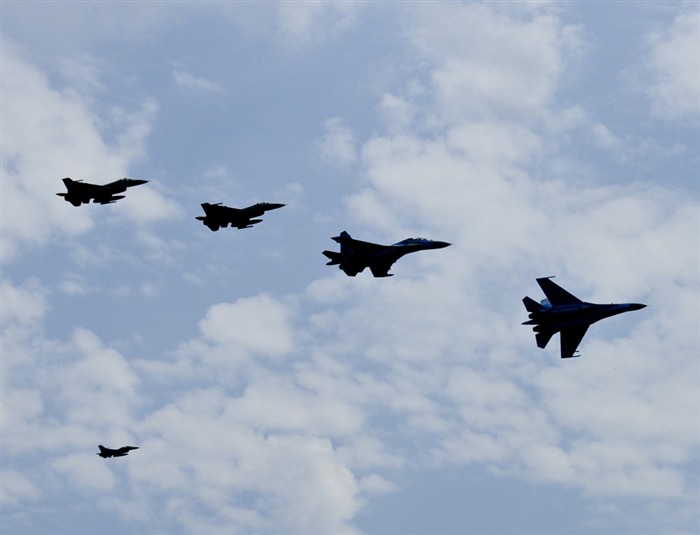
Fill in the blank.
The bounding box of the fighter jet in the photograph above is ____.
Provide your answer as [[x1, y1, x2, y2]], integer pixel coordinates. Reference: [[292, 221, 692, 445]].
[[323, 231, 451, 277], [522, 277, 646, 358], [96, 445, 139, 458], [195, 202, 285, 231], [57, 177, 148, 206]]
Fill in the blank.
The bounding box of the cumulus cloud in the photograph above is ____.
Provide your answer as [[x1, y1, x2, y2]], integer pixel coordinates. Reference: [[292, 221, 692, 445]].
[[2, 4, 698, 535], [645, 5, 700, 120], [1, 278, 48, 325], [199, 295, 295, 358], [405, 4, 583, 123], [326, 3, 699, 526]]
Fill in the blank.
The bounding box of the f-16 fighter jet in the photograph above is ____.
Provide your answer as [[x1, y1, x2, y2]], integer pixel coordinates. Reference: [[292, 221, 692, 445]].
[[522, 277, 646, 358], [195, 202, 285, 231], [57, 177, 148, 206], [96, 445, 139, 458], [323, 231, 451, 277]]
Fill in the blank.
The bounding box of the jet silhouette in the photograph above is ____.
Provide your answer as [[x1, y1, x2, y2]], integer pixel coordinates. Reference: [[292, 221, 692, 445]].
[[57, 177, 148, 206], [323, 231, 450, 277], [522, 277, 646, 358], [195, 202, 285, 231], [97, 445, 139, 458]]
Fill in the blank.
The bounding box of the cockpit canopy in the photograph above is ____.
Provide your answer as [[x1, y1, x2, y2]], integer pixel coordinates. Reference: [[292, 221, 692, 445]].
[[398, 237, 428, 244]]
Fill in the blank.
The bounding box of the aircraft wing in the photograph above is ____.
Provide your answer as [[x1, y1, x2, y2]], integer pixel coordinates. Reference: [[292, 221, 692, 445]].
[[94, 194, 124, 204], [536, 277, 582, 306], [226, 208, 256, 227], [367, 257, 397, 278], [61, 180, 97, 204], [559, 324, 588, 358]]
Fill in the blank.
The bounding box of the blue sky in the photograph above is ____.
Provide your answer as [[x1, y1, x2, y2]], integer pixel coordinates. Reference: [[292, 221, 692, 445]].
[[2, 2, 699, 534]]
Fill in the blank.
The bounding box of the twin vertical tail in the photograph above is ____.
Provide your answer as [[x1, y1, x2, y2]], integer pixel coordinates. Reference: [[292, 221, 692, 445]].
[[522, 296, 546, 313], [522, 296, 555, 348], [522, 296, 545, 326]]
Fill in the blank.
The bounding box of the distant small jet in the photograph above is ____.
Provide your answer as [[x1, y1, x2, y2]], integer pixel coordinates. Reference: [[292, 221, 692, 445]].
[[323, 230, 451, 277], [195, 202, 285, 231], [522, 277, 646, 358], [97, 445, 139, 458], [57, 177, 148, 206]]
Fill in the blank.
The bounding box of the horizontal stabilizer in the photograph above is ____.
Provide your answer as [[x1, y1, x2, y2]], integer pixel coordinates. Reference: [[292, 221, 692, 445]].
[[561, 352, 581, 359], [323, 250, 341, 265]]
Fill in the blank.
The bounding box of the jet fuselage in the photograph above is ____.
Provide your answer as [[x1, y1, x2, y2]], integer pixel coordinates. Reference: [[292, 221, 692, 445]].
[[324, 231, 450, 277], [97, 445, 139, 458], [522, 277, 646, 358], [524, 302, 647, 331], [196, 202, 285, 230]]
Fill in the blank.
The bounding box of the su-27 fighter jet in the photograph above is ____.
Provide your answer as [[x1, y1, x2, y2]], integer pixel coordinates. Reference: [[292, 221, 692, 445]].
[[97, 445, 139, 458], [323, 231, 450, 277], [522, 277, 646, 359], [195, 202, 285, 231], [57, 177, 148, 206]]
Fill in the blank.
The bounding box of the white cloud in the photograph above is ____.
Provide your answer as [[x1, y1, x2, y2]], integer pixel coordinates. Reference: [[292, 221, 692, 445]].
[[53, 453, 117, 492], [172, 69, 224, 94], [379, 93, 417, 133], [318, 117, 358, 167], [646, 5, 700, 120], [118, 182, 182, 225], [405, 4, 583, 123], [0, 278, 48, 325], [198, 294, 295, 358], [1, 470, 41, 507], [275, 1, 359, 48]]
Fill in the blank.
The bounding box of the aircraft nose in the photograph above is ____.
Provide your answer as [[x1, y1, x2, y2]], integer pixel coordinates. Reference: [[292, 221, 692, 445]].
[[267, 203, 285, 210], [431, 241, 451, 249], [628, 303, 647, 311], [130, 179, 148, 186]]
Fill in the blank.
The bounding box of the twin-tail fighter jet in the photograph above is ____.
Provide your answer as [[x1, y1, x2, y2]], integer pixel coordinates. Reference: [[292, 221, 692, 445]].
[[522, 277, 646, 358], [57, 177, 148, 206], [195, 202, 285, 231], [323, 231, 450, 277], [97, 445, 139, 458]]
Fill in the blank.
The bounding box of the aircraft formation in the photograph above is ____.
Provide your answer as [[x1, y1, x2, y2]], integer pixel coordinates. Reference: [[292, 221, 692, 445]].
[[56, 177, 647, 457]]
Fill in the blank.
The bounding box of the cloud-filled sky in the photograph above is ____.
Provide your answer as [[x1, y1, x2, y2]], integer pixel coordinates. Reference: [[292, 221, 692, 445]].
[[2, 3, 698, 534]]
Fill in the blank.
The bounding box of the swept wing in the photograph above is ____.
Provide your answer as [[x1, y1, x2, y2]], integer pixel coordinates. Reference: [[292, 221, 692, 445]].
[[536, 277, 582, 306], [559, 324, 589, 359]]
